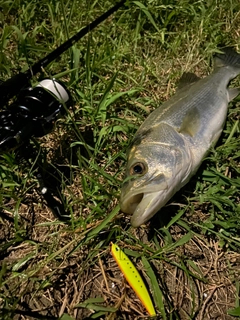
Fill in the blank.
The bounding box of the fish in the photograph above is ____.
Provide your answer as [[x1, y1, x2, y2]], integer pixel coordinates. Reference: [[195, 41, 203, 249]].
[[120, 48, 240, 227]]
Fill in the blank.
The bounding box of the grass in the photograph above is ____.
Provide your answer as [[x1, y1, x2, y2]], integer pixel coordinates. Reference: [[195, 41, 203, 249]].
[[0, 0, 240, 319]]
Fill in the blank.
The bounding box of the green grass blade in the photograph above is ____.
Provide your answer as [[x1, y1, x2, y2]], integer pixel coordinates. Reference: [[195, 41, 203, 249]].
[[141, 256, 167, 319], [85, 204, 120, 241], [133, 1, 160, 32]]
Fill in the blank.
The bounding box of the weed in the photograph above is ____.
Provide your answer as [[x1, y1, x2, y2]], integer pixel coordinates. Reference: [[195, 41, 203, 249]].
[[0, 0, 240, 319]]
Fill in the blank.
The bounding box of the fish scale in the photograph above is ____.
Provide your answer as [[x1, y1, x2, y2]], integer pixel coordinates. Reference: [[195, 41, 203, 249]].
[[120, 48, 240, 227]]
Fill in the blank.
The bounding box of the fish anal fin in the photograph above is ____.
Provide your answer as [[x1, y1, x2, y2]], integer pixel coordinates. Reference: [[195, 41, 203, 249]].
[[178, 108, 200, 137], [228, 87, 240, 101], [177, 72, 201, 90]]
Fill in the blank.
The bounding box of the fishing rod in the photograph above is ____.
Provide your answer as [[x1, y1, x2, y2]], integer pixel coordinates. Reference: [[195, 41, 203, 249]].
[[0, 0, 127, 220], [0, 0, 126, 152], [0, 0, 126, 107]]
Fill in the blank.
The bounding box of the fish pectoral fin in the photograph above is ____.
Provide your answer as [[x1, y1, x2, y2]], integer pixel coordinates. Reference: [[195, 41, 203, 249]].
[[178, 107, 200, 137], [228, 87, 240, 101], [177, 72, 201, 90]]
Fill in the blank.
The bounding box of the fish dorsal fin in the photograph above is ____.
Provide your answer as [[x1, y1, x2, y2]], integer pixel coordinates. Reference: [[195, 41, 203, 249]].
[[214, 47, 240, 69], [178, 107, 200, 137], [177, 72, 201, 90]]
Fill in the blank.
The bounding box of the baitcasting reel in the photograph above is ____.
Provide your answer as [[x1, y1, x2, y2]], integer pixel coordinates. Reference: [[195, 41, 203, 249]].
[[0, 79, 71, 152], [0, 0, 126, 220], [0, 0, 126, 153]]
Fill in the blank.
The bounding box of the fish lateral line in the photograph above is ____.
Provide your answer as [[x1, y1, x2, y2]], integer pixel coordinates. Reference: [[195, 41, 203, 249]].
[[120, 47, 240, 227], [110, 242, 156, 316]]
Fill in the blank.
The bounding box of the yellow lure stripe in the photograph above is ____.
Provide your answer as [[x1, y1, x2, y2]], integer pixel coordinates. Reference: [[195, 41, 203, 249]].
[[111, 242, 156, 316]]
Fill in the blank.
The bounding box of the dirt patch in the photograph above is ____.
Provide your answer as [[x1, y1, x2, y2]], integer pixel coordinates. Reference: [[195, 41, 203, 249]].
[[1, 206, 240, 320]]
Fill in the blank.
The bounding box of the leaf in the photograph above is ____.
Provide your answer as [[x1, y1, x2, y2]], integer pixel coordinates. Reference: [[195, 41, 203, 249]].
[[91, 311, 109, 318], [75, 297, 117, 312], [168, 232, 192, 250], [165, 207, 187, 229], [187, 260, 204, 278], [79, 297, 105, 304], [12, 252, 36, 271], [133, 1, 160, 32], [2, 182, 20, 188], [104, 90, 138, 109], [59, 314, 75, 320], [69, 205, 121, 256], [95, 73, 118, 124], [85, 204, 120, 241], [142, 256, 167, 319], [228, 306, 240, 316]]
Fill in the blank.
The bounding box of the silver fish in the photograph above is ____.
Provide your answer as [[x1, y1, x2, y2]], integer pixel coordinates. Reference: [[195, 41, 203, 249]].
[[120, 48, 240, 227]]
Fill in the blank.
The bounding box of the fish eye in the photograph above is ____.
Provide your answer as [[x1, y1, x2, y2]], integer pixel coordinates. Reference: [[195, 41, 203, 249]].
[[130, 162, 146, 175]]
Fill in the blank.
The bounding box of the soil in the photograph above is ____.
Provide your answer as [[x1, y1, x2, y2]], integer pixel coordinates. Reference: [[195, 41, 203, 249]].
[[1, 201, 240, 320]]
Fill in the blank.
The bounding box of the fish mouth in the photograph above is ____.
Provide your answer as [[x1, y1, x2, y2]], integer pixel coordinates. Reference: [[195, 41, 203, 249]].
[[120, 172, 169, 227], [120, 190, 166, 227], [120, 192, 144, 215]]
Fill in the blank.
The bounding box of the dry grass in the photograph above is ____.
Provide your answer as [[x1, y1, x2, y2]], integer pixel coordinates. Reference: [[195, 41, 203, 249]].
[[1, 0, 240, 319]]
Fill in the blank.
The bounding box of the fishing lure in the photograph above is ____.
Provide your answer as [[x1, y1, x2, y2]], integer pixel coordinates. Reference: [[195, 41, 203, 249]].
[[111, 242, 156, 316]]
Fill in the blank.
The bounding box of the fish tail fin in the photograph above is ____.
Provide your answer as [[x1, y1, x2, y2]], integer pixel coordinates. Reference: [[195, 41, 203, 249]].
[[214, 47, 240, 70]]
